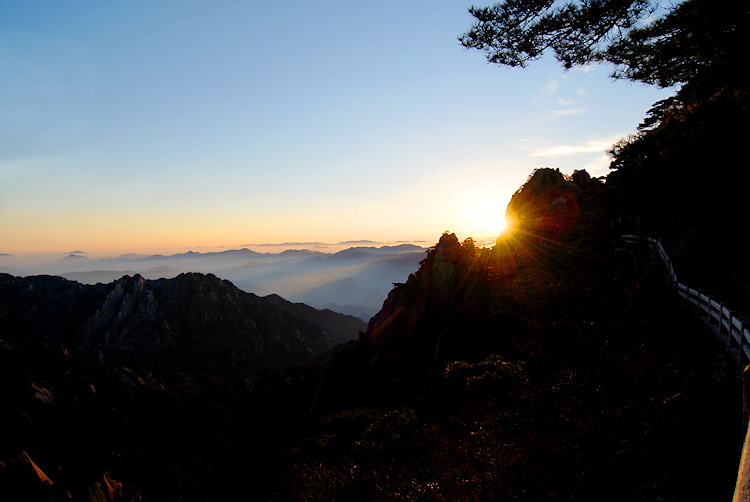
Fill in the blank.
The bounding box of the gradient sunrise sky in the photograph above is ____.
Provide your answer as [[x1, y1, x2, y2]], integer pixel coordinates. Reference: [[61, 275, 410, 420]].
[[1, 1, 673, 256]]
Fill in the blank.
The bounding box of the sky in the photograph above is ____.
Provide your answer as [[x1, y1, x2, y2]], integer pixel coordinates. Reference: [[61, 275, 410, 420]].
[[0, 1, 675, 257]]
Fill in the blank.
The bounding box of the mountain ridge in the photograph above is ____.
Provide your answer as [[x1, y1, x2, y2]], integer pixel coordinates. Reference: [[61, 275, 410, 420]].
[[0, 272, 365, 377]]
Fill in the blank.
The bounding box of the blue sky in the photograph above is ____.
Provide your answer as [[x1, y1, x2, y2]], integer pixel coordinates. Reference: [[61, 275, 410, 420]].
[[0, 1, 673, 255]]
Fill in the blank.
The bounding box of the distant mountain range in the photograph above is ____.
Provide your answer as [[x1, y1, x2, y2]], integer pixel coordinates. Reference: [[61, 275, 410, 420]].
[[0, 272, 365, 377], [0, 244, 428, 321]]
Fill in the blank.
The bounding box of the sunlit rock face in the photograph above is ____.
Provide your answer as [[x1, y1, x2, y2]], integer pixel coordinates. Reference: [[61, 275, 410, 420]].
[[504, 168, 581, 239]]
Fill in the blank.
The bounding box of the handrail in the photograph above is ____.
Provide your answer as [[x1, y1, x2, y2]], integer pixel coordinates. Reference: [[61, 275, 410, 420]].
[[620, 235, 750, 501], [621, 235, 750, 367]]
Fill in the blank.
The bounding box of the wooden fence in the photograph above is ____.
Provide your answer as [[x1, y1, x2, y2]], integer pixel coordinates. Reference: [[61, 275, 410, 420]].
[[620, 235, 750, 501]]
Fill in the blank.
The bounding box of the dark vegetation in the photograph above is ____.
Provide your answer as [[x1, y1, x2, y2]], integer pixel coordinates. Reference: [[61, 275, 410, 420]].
[[2, 0, 748, 499]]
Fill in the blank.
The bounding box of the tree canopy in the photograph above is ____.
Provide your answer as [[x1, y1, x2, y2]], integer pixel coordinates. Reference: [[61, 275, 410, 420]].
[[459, 0, 749, 90], [460, 0, 750, 137], [460, 0, 654, 71]]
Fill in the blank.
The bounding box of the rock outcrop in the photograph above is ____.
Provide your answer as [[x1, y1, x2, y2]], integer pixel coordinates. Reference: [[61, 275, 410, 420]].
[[505, 167, 582, 238], [361, 232, 486, 351]]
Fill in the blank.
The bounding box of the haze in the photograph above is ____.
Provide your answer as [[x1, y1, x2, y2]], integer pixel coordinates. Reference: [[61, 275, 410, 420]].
[[0, 241, 430, 321]]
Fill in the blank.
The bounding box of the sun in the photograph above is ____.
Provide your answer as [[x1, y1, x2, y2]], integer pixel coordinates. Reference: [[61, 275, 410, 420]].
[[486, 213, 508, 235], [461, 199, 516, 244], [468, 208, 514, 242], [498, 213, 517, 237]]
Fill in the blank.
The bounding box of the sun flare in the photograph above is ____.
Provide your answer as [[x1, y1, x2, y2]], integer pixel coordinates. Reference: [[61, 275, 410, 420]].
[[486, 213, 508, 236], [468, 208, 514, 243], [498, 213, 517, 237]]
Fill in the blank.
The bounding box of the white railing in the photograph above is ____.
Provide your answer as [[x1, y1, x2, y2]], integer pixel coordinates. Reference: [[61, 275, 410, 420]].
[[621, 235, 750, 501], [621, 235, 750, 367]]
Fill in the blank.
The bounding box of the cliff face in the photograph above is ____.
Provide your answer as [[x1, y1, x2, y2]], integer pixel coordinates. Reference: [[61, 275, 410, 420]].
[[0, 272, 365, 376], [361, 232, 458, 349], [81, 274, 176, 358], [360, 233, 504, 357], [0, 272, 365, 501]]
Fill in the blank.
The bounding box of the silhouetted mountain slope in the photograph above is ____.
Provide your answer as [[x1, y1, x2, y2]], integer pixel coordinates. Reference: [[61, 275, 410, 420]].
[[260, 293, 368, 344], [0, 272, 365, 376], [0, 274, 111, 349]]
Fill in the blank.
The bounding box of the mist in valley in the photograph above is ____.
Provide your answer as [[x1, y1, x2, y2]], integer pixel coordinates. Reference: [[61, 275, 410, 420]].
[[0, 243, 428, 321]]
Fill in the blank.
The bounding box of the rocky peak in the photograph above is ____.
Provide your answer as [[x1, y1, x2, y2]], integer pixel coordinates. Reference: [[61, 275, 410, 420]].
[[505, 167, 581, 238], [82, 274, 173, 359], [361, 233, 478, 350]]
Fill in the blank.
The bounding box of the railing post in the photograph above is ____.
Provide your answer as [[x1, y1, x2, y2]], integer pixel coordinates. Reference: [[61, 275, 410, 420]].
[[743, 322, 749, 367], [734, 425, 750, 501]]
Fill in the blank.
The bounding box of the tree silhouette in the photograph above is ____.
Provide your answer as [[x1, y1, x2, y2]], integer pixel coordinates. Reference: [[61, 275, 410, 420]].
[[459, 0, 749, 89]]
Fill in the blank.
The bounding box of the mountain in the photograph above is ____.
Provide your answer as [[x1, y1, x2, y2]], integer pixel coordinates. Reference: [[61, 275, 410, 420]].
[[0, 272, 366, 500], [60, 268, 183, 284], [227, 248, 427, 320], [276, 171, 739, 501], [0, 272, 365, 377]]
